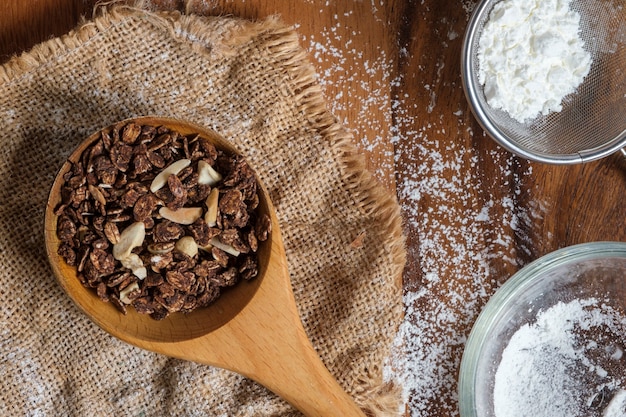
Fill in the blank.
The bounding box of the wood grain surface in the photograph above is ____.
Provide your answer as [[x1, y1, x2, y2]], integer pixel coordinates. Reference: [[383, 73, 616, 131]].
[[2, 0, 625, 416]]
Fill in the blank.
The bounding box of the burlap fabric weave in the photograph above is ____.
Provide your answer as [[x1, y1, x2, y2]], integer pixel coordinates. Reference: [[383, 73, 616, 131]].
[[0, 6, 405, 416]]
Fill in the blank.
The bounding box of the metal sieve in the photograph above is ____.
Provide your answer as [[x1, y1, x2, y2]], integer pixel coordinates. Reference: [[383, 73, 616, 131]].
[[461, 0, 626, 164]]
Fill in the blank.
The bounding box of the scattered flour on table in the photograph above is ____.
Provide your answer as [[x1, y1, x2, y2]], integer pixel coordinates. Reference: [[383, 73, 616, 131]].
[[299, 8, 396, 182], [301, 2, 545, 416], [388, 127, 543, 416], [478, 0, 592, 123], [494, 298, 626, 417]]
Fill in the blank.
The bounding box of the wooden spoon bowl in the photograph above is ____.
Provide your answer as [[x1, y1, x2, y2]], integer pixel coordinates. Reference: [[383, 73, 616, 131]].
[[44, 117, 366, 417]]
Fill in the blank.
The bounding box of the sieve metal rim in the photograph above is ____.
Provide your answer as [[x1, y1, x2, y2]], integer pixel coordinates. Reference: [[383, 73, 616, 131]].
[[460, 0, 626, 165]]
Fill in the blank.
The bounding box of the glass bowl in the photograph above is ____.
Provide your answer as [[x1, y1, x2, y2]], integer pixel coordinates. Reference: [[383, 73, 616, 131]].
[[459, 242, 626, 417]]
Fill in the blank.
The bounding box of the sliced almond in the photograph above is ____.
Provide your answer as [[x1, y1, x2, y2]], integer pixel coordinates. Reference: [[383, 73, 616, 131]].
[[197, 160, 223, 186], [120, 253, 147, 280], [210, 237, 240, 257], [204, 188, 219, 227], [119, 281, 140, 304], [88, 184, 107, 206], [113, 222, 145, 260], [149, 158, 191, 192], [175, 236, 199, 258], [159, 207, 203, 225]]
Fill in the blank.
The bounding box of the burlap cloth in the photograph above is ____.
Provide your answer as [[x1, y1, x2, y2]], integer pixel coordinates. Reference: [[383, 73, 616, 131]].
[[0, 5, 406, 416]]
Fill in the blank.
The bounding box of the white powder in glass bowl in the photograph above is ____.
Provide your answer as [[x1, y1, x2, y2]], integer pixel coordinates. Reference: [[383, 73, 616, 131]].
[[494, 298, 626, 417], [478, 0, 592, 123]]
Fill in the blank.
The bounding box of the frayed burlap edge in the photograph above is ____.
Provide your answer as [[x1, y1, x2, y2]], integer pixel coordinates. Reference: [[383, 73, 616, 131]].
[[0, 4, 407, 416]]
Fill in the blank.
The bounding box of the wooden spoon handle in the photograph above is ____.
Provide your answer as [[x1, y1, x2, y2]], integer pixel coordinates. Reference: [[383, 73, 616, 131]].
[[252, 331, 367, 417], [178, 293, 366, 415], [161, 297, 367, 415], [229, 239, 366, 416], [179, 306, 366, 416], [158, 242, 366, 416], [242, 290, 366, 416]]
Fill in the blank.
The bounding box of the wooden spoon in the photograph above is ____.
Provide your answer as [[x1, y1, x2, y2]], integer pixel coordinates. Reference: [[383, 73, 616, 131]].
[[44, 117, 366, 417]]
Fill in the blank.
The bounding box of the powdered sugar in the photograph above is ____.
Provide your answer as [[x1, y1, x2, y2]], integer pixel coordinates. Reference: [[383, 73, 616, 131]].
[[604, 389, 626, 417], [478, 0, 592, 122], [494, 298, 626, 417]]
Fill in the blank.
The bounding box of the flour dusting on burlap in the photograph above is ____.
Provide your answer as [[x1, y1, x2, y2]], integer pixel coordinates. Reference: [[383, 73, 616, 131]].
[[0, 5, 405, 416]]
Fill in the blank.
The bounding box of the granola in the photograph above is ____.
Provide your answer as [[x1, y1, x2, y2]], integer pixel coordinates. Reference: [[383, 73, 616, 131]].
[[55, 121, 270, 320]]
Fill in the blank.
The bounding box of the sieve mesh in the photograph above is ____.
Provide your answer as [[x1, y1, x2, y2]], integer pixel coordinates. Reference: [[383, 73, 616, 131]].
[[462, 0, 626, 164]]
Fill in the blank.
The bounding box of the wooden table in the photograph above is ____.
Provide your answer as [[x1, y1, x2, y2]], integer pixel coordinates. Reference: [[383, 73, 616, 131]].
[[2, 1, 625, 416]]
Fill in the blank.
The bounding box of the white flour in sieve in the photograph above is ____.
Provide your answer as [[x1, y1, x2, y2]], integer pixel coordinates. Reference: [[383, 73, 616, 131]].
[[494, 298, 626, 417], [478, 0, 592, 123]]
